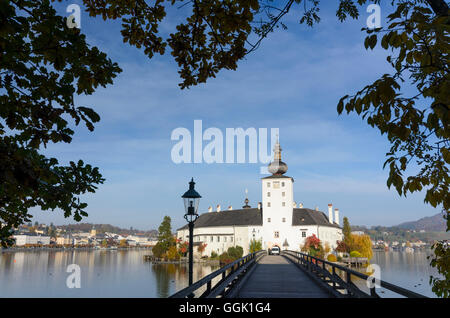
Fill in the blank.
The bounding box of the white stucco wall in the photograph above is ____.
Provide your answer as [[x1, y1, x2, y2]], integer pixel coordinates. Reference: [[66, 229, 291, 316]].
[[176, 223, 342, 257], [176, 225, 253, 257]]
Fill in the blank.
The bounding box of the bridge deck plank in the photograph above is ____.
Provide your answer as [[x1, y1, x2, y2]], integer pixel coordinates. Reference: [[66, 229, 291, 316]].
[[236, 255, 332, 298]]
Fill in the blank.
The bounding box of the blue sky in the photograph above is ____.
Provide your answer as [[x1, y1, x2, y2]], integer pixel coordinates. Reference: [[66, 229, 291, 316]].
[[32, 1, 441, 230]]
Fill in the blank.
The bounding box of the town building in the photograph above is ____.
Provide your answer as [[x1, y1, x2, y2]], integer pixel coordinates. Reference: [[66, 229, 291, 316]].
[[13, 234, 51, 246], [177, 140, 343, 256], [56, 235, 74, 245]]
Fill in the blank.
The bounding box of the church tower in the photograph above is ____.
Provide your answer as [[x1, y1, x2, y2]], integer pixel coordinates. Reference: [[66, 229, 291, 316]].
[[90, 225, 97, 237], [261, 139, 294, 250]]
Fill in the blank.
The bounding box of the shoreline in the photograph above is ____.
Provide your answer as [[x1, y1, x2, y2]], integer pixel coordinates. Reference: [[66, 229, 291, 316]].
[[0, 246, 152, 252]]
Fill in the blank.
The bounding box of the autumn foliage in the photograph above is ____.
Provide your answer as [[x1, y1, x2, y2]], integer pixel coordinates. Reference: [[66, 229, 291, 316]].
[[301, 234, 324, 259]]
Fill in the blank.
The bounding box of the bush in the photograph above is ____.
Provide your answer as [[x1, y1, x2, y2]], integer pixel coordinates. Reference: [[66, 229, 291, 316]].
[[350, 251, 362, 257], [327, 254, 337, 262], [227, 246, 243, 259], [210, 251, 218, 259], [219, 252, 234, 265]]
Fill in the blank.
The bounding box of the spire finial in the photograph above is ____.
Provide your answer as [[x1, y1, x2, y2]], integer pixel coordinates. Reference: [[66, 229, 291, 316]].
[[268, 136, 288, 175], [243, 188, 251, 208]]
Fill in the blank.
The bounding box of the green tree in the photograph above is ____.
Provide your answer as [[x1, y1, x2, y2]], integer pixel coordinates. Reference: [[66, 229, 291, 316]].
[[157, 216, 175, 253], [429, 241, 450, 297], [47, 224, 56, 239], [342, 217, 352, 250], [249, 239, 262, 253], [335, 2, 449, 296], [0, 0, 121, 247], [152, 242, 165, 259]]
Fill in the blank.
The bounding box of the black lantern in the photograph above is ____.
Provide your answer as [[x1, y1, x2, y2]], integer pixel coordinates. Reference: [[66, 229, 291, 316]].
[[181, 178, 201, 288], [182, 178, 201, 223]]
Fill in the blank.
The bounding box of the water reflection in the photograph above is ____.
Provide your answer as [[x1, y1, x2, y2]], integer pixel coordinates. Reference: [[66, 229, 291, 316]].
[[0, 250, 219, 298]]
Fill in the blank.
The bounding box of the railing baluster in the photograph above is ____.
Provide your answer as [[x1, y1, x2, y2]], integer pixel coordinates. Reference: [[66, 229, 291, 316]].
[[346, 271, 351, 296], [369, 277, 379, 298], [332, 266, 336, 289]]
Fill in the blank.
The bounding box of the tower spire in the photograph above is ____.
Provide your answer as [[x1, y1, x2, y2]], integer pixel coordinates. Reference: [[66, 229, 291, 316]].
[[268, 137, 288, 175]]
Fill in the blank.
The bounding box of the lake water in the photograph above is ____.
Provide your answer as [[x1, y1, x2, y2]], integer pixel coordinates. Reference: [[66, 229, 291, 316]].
[[0, 249, 441, 298], [0, 249, 219, 298], [352, 249, 441, 298]]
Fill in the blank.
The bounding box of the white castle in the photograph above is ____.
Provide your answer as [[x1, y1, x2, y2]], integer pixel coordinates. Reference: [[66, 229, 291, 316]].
[[177, 140, 343, 256]]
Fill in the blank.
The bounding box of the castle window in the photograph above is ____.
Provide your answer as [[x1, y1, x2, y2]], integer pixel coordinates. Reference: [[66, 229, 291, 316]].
[[274, 231, 279, 238], [282, 192, 285, 197], [267, 182, 271, 187], [268, 218, 271, 223], [267, 202, 271, 207], [282, 202, 285, 207], [281, 182, 285, 187], [273, 181, 280, 189], [230, 236, 233, 242], [210, 236, 213, 242], [217, 236, 220, 242], [267, 192, 271, 197], [302, 231, 306, 238], [282, 218, 286, 222], [224, 236, 227, 242]]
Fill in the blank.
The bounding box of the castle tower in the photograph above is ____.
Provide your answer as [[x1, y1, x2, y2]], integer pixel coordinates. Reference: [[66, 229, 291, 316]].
[[261, 138, 294, 250]]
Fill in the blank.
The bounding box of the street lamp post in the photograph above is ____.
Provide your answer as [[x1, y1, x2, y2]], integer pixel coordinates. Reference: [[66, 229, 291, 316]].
[[182, 178, 201, 287]]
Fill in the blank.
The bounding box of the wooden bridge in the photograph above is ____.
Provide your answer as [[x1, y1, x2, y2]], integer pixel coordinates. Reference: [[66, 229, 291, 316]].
[[169, 250, 427, 298]]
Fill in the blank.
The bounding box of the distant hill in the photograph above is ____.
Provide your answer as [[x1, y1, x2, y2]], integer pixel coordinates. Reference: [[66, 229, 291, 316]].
[[395, 213, 447, 232], [57, 223, 158, 237]]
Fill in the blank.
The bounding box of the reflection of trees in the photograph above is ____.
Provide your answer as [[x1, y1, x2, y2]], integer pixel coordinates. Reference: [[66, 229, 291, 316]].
[[152, 264, 176, 298], [167, 263, 176, 275]]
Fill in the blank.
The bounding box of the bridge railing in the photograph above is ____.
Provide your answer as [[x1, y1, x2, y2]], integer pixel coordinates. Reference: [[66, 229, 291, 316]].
[[169, 250, 265, 298], [283, 250, 427, 298]]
